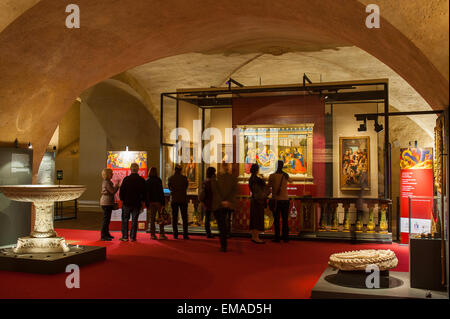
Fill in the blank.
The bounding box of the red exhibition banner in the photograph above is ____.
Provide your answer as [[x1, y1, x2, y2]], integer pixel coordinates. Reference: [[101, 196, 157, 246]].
[[399, 147, 433, 244], [106, 151, 148, 231]]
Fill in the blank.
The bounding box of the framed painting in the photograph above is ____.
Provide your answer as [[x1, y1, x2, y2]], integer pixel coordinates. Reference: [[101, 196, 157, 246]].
[[237, 124, 314, 181], [339, 136, 370, 191], [175, 141, 199, 190], [215, 143, 233, 174]]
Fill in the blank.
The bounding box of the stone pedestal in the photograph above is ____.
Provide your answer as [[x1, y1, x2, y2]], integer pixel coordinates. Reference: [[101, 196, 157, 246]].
[[0, 185, 86, 254]]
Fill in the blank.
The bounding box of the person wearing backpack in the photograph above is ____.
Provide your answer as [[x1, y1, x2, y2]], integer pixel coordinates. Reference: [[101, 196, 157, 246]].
[[199, 167, 216, 238], [248, 163, 267, 244]]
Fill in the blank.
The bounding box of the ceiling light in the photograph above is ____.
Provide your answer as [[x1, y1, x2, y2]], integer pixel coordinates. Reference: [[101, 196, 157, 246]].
[[374, 118, 384, 133], [358, 118, 367, 132]]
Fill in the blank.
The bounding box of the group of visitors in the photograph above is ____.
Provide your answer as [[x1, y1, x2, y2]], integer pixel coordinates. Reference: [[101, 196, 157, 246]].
[[99, 160, 291, 251], [248, 160, 291, 243]]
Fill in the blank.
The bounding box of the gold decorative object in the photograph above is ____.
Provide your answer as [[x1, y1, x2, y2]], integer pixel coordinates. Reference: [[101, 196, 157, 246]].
[[342, 202, 350, 232], [434, 117, 444, 193], [355, 220, 363, 232], [366, 204, 375, 233], [264, 209, 274, 230], [329, 249, 398, 271], [379, 205, 388, 233], [0, 185, 86, 254]]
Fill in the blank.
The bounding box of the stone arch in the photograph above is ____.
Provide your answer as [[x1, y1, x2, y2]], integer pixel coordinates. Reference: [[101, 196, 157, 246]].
[[0, 0, 447, 177]]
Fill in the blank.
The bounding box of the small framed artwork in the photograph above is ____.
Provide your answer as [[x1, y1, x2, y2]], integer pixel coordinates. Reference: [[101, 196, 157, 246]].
[[339, 136, 370, 191], [176, 141, 199, 190]]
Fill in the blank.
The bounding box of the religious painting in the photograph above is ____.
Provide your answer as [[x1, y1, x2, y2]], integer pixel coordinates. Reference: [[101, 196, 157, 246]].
[[339, 137, 370, 191], [216, 143, 233, 174], [106, 151, 148, 230], [175, 141, 199, 190], [237, 124, 314, 181], [400, 147, 433, 170], [107, 151, 148, 170]]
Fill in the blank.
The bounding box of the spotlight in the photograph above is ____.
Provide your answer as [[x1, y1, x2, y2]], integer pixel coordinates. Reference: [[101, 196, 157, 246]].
[[14, 138, 18, 148], [28, 142, 33, 149], [358, 118, 367, 132], [374, 119, 384, 133], [125, 145, 129, 152]]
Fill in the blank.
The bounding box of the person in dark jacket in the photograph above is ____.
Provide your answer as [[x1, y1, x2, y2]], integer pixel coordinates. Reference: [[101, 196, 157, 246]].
[[200, 167, 216, 238], [168, 164, 189, 239], [248, 163, 266, 244], [145, 167, 167, 240], [211, 163, 238, 252], [119, 163, 146, 242]]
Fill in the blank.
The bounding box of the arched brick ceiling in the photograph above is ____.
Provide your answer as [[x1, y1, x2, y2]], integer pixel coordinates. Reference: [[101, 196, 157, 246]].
[[0, 0, 448, 177], [358, 0, 449, 81], [0, 0, 39, 32], [127, 47, 436, 137]]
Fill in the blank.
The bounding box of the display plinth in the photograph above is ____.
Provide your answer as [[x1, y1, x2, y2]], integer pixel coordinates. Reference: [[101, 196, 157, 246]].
[[311, 267, 448, 299], [410, 238, 446, 291], [0, 245, 106, 274], [326, 269, 393, 288]]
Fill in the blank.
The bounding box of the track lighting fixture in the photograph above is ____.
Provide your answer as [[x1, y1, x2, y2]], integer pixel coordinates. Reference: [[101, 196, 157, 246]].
[[374, 118, 384, 133], [358, 118, 367, 132]]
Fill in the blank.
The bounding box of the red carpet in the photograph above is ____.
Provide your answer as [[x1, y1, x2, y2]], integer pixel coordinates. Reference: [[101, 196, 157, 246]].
[[0, 229, 409, 299]]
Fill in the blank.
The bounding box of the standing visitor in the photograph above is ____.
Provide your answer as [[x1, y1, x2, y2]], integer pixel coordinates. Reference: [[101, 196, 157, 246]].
[[119, 163, 146, 242], [248, 164, 267, 244], [211, 163, 238, 252], [145, 167, 167, 240], [268, 160, 292, 243], [199, 167, 216, 238], [168, 164, 190, 239], [99, 168, 120, 241]]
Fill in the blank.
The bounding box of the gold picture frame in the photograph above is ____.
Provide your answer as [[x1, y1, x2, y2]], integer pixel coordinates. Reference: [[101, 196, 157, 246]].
[[339, 136, 370, 191], [173, 141, 200, 190], [236, 124, 314, 182]]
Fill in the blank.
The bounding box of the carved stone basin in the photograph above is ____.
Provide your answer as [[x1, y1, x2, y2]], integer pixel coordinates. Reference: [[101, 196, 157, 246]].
[[0, 185, 86, 254], [0, 185, 86, 202]]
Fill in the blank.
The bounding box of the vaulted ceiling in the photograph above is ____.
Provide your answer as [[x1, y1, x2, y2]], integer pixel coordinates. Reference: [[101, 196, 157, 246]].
[[0, 0, 448, 177]]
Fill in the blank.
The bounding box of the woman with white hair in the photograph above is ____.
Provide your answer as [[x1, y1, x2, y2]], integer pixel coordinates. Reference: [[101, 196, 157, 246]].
[[100, 168, 120, 241]]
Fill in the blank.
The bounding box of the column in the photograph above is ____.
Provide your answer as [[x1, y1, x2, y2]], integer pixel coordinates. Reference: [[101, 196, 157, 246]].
[[366, 202, 376, 233], [379, 203, 388, 233], [343, 201, 351, 232]]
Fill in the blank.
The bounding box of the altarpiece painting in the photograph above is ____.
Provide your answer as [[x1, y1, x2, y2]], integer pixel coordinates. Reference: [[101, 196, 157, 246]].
[[237, 124, 314, 181]]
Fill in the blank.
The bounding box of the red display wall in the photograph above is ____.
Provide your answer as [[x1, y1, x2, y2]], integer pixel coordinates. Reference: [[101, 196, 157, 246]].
[[399, 147, 434, 244], [232, 95, 326, 197]]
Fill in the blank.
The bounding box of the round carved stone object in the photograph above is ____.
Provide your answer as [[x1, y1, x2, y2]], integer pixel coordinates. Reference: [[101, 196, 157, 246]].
[[328, 249, 398, 271]]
